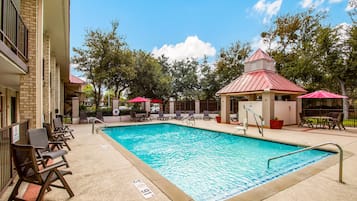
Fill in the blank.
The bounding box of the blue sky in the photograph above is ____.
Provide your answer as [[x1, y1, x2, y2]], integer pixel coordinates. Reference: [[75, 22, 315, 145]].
[[70, 0, 354, 64]]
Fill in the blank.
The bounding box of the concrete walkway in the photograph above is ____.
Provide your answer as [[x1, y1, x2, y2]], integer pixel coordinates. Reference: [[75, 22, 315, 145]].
[[1, 120, 357, 201]]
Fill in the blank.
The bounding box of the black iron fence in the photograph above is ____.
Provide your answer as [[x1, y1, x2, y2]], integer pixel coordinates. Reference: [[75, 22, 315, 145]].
[[0, 120, 29, 195], [0, 0, 28, 62]]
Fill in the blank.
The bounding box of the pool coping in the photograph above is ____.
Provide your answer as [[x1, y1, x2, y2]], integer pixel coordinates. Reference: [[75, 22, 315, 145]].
[[99, 122, 353, 201]]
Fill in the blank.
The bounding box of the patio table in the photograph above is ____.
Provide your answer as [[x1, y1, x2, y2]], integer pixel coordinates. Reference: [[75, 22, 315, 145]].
[[307, 116, 332, 128]]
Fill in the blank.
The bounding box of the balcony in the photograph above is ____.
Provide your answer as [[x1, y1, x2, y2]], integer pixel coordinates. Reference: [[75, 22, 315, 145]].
[[0, 0, 28, 72]]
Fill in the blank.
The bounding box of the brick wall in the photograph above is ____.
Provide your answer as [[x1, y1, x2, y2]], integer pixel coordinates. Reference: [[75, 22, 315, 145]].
[[19, 0, 43, 128]]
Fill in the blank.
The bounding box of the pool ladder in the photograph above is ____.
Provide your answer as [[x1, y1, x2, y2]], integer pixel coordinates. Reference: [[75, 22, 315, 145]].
[[91, 118, 107, 134], [267, 142, 344, 183]]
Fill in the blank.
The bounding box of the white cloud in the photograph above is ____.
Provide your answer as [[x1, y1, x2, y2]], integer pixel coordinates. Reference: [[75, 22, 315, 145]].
[[300, 0, 325, 8], [253, 0, 283, 24], [151, 36, 216, 62], [345, 0, 356, 11]]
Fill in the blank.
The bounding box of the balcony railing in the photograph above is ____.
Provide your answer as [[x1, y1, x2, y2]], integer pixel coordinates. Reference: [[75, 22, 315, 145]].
[[0, 120, 29, 195], [0, 0, 28, 62]]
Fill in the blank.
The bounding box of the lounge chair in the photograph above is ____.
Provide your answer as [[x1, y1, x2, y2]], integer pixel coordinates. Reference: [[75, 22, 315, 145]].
[[298, 113, 313, 128], [203, 110, 211, 120], [28, 128, 69, 168], [43, 123, 71, 151], [236, 118, 248, 135], [8, 144, 74, 201], [157, 111, 169, 120], [79, 111, 88, 124], [96, 111, 104, 121], [174, 111, 183, 120], [54, 117, 75, 139]]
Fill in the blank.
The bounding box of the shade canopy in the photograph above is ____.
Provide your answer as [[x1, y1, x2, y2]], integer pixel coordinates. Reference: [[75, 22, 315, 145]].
[[127, 97, 150, 103], [151, 99, 163, 103], [298, 90, 348, 99]]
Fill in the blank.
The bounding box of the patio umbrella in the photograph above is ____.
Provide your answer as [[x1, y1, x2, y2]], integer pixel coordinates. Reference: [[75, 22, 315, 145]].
[[128, 96, 150, 103], [298, 90, 348, 99]]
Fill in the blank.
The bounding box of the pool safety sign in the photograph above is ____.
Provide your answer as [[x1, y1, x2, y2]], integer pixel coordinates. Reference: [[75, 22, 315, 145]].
[[133, 179, 154, 199]]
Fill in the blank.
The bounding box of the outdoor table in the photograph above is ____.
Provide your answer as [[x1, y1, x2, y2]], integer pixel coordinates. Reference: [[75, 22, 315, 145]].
[[307, 116, 332, 128]]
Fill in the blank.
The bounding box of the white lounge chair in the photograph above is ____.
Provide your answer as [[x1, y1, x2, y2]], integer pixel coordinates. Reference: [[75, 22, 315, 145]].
[[236, 118, 248, 135]]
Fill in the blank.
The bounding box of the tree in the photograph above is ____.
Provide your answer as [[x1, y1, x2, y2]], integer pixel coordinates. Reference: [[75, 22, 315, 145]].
[[215, 41, 251, 88], [72, 22, 123, 109], [170, 59, 200, 100], [199, 56, 220, 99], [262, 10, 357, 118], [128, 50, 171, 99], [261, 10, 326, 89]]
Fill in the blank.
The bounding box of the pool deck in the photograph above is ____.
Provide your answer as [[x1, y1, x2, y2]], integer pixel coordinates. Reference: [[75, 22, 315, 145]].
[[1, 119, 357, 201]]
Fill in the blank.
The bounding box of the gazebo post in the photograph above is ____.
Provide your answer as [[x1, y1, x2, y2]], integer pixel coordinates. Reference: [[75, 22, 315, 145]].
[[262, 90, 274, 128], [221, 95, 230, 124]]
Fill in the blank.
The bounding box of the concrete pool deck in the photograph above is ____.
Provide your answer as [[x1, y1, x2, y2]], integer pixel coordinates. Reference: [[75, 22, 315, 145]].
[[1, 120, 357, 201]]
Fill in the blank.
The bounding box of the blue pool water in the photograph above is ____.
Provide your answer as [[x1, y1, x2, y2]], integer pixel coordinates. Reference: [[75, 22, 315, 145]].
[[104, 123, 333, 201]]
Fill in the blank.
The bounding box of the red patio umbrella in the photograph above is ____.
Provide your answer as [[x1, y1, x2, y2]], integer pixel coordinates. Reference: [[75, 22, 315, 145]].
[[298, 90, 348, 99], [127, 96, 150, 103]]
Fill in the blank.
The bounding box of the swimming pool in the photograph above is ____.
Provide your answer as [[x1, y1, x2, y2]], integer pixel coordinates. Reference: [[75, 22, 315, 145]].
[[103, 123, 333, 201]]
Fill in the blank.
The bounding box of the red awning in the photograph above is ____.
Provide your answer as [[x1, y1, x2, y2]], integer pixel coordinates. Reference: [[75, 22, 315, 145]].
[[151, 99, 163, 103], [128, 97, 150, 103], [298, 90, 348, 99]]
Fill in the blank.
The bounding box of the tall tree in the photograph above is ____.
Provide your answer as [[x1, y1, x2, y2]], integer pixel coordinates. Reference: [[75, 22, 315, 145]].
[[129, 50, 171, 99], [215, 41, 251, 88], [72, 22, 128, 110], [170, 59, 200, 100], [199, 56, 220, 99], [262, 10, 357, 118]]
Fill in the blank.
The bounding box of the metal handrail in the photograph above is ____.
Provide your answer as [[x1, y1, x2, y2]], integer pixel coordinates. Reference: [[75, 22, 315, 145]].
[[91, 118, 107, 134], [267, 142, 344, 183]]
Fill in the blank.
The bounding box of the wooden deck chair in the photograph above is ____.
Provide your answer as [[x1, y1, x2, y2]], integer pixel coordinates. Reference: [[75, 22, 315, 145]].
[[43, 123, 71, 151], [8, 144, 74, 201], [236, 118, 248, 135], [298, 113, 313, 128], [53, 117, 75, 139], [79, 111, 88, 124], [28, 128, 69, 168], [174, 111, 183, 120]]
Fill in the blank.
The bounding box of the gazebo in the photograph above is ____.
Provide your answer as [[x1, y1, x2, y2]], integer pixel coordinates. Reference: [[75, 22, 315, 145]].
[[216, 49, 306, 128]]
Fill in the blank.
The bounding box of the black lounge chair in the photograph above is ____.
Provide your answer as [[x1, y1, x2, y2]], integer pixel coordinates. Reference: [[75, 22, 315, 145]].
[[174, 111, 183, 120], [8, 144, 74, 201], [203, 110, 211, 120], [157, 111, 169, 120], [53, 117, 75, 139], [43, 123, 71, 151], [28, 128, 69, 168]]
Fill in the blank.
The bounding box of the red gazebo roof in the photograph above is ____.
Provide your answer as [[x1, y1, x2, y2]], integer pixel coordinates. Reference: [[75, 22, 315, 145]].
[[217, 70, 306, 95], [298, 90, 347, 99], [245, 48, 274, 63]]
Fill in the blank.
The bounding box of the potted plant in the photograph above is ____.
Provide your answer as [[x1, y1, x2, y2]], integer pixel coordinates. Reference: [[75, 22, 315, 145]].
[[216, 112, 221, 123], [270, 117, 284, 129]]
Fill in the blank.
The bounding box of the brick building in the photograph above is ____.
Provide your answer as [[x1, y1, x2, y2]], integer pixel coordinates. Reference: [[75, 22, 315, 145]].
[[0, 0, 70, 129]]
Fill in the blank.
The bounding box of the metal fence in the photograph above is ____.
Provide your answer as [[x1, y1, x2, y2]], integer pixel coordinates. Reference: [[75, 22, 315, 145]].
[[0, 120, 29, 195]]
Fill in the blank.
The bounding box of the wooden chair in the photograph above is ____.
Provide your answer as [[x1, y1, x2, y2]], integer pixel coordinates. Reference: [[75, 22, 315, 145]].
[[298, 113, 313, 128], [43, 123, 71, 151], [8, 144, 74, 201], [53, 117, 75, 139], [28, 128, 69, 168], [157, 111, 169, 120]]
